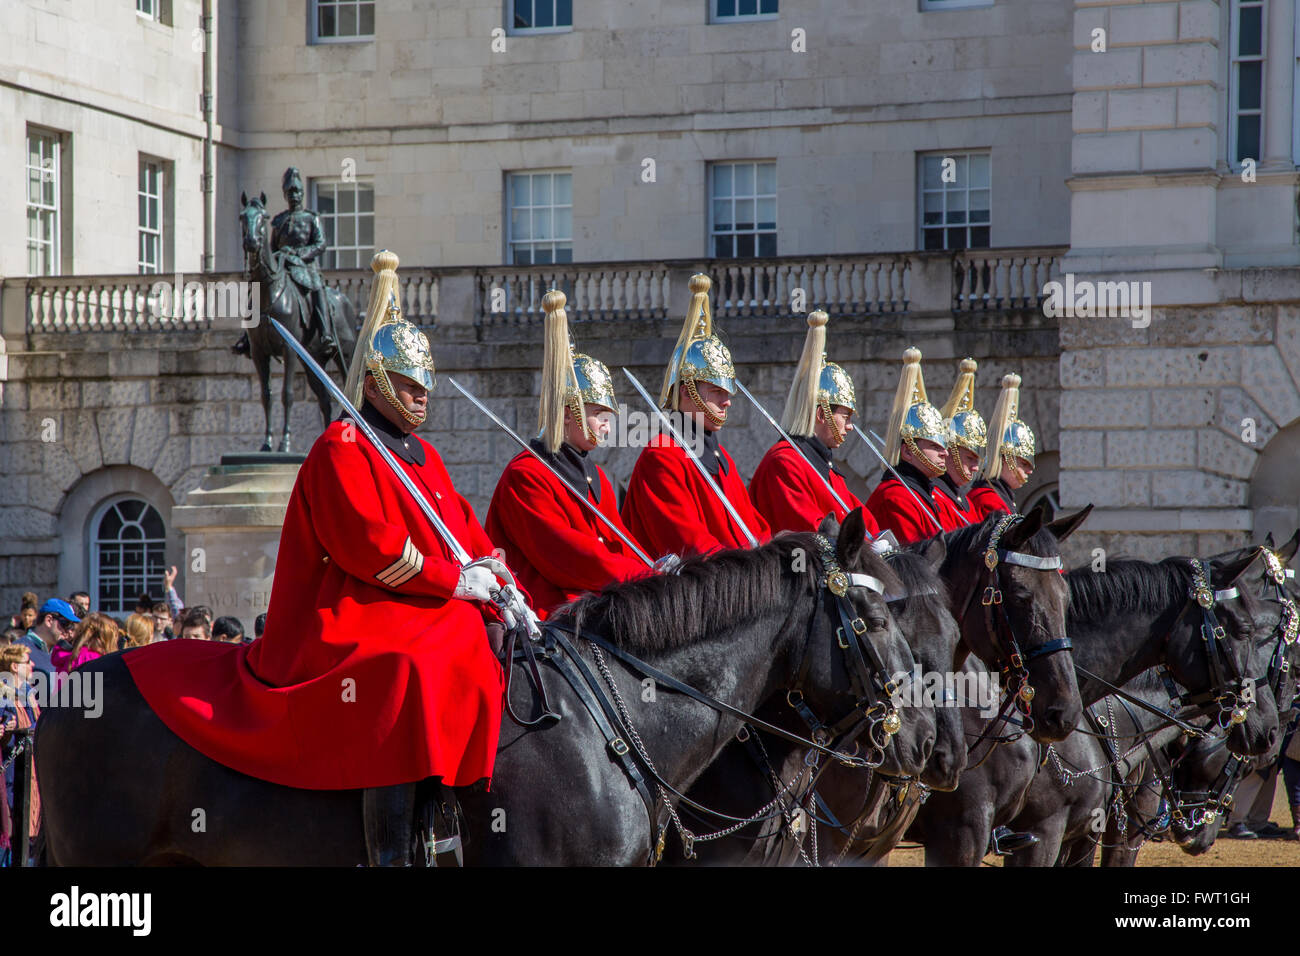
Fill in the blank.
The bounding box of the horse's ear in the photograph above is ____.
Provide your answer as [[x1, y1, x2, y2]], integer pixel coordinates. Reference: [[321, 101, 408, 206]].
[[259, 191, 267, 206], [1265, 532, 1276, 550], [1046, 504, 1092, 543], [1030, 494, 1055, 524], [818, 512, 840, 539], [917, 534, 946, 569], [1210, 548, 1262, 588], [1002, 507, 1044, 549], [241, 191, 248, 207], [1279, 530, 1300, 565], [835, 508, 867, 567]]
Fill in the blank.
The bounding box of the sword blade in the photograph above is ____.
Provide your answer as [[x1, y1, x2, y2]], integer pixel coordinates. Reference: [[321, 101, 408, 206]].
[[733, 378, 867, 534], [852, 428, 945, 534], [868, 428, 969, 526], [268, 318, 473, 566], [446, 377, 654, 568], [621, 368, 760, 549]]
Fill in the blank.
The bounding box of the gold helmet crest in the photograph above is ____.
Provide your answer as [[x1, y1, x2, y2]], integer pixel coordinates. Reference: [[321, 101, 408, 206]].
[[982, 372, 1036, 479], [780, 311, 856, 443], [538, 290, 617, 453], [344, 250, 436, 427], [940, 358, 988, 483], [883, 348, 947, 476], [659, 274, 736, 426]]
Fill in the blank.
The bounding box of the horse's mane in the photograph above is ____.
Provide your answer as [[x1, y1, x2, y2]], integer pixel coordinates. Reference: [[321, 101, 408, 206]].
[[1066, 557, 1190, 625], [555, 530, 898, 655], [884, 548, 950, 614]]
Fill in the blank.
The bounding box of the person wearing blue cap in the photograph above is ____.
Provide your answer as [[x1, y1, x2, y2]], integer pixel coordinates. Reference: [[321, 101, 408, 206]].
[[16, 599, 80, 681]]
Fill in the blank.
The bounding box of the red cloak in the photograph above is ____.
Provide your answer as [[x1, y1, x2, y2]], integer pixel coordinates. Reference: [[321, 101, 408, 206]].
[[621, 431, 771, 558], [749, 439, 877, 536], [485, 449, 648, 618], [123, 418, 505, 791]]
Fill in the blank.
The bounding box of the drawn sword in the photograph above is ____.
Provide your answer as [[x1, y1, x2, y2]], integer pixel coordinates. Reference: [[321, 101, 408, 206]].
[[621, 368, 761, 549], [867, 428, 971, 527], [732, 378, 879, 539], [851, 427, 945, 534], [447, 376, 654, 568]]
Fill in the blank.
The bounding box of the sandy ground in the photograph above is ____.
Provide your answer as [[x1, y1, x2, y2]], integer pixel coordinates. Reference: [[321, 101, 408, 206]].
[[886, 780, 1298, 867]]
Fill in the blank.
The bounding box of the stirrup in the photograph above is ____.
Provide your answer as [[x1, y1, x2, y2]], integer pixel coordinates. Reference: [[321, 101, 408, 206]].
[[988, 825, 1039, 857]]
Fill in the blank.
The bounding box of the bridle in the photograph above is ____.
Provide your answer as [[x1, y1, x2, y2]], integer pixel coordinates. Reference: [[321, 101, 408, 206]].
[[506, 530, 909, 864], [956, 514, 1069, 745]]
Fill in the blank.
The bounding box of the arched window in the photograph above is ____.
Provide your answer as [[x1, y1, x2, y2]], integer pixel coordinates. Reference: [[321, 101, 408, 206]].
[[91, 497, 167, 614]]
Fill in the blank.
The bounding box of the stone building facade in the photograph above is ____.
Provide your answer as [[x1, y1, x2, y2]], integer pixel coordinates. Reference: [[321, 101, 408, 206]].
[[0, 0, 1297, 616]]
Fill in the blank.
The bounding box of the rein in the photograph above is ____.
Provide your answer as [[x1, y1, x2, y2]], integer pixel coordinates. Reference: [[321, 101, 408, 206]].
[[504, 534, 906, 864]]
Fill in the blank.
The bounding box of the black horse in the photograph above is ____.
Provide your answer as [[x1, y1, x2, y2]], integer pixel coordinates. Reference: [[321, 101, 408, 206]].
[[237, 192, 357, 453], [672, 506, 1090, 866], [459, 510, 933, 866], [908, 546, 1276, 866], [36, 511, 928, 866], [665, 538, 960, 866]]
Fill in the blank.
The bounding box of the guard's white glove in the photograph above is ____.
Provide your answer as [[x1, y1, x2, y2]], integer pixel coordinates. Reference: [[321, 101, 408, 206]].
[[454, 565, 497, 602], [498, 586, 541, 638], [653, 553, 682, 575], [870, 531, 900, 556]]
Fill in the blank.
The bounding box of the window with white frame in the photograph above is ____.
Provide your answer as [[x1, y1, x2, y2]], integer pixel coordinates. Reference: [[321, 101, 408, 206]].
[[714, 0, 778, 20], [311, 0, 374, 43], [313, 180, 375, 269], [709, 161, 776, 258], [27, 128, 60, 277], [139, 159, 164, 275], [510, 0, 572, 32], [137, 0, 158, 19], [919, 152, 991, 250], [91, 498, 167, 616], [507, 172, 573, 265], [1231, 0, 1264, 166]]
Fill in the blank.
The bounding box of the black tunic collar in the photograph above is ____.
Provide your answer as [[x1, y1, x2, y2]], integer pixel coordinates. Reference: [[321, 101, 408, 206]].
[[789, 434, 843, 484], [677, 415, 728, 477], [341, 400, 426, 467], [529, 438, 601, 503], [889, 460, 942, 518]]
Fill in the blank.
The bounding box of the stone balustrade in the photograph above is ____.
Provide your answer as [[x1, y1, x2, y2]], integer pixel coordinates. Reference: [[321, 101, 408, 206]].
[[5, 248, 1065, 335]]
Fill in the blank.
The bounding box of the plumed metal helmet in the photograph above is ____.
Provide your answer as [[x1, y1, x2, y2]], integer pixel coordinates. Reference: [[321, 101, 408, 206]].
[[366, 312, 435, 393], [1001, 419, 1036, 467], [572, 353, 617, 413], [981, 372, 1036, 477], [819, 360, 856, 412], [940, 359, 988, 454], [884, 348, 947, 471], [539, 290, 617, 452], [902, 400, 948, 449], [281, 166, 304, 192], [659, 275, 735, 415]]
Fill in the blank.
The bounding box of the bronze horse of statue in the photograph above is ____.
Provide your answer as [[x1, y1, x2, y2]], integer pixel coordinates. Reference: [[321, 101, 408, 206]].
[[238, 192, 358, 453]]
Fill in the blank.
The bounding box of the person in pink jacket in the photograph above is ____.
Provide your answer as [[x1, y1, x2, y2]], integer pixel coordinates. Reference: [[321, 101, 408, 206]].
[[50, 612, 119, 674]]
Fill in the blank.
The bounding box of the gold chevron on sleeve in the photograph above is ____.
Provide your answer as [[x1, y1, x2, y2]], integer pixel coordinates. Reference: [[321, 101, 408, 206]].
[[376, 536, 425, 587]]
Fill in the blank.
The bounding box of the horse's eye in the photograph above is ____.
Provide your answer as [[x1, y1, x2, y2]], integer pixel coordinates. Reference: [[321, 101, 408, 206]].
[[868, 617, 888, 632]]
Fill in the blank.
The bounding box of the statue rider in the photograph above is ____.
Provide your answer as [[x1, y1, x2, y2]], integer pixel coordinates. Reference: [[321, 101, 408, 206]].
[[233, 167, 339, 358]]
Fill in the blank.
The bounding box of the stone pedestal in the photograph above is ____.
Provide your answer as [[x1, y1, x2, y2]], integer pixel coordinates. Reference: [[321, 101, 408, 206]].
[[171, 454, 305, 628]]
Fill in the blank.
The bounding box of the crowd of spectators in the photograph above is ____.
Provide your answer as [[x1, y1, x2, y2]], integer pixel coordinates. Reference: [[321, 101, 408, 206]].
[[0, 571, 261, 866]]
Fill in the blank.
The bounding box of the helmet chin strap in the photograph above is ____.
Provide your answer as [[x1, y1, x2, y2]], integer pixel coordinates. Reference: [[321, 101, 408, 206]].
[[684, 379, 726, 428], [904, 436, 946, 477], [374, 369, 425, 428], [567, 394, 597, 445], [950, 446, 976, 483], [818, 398, 844, 445]]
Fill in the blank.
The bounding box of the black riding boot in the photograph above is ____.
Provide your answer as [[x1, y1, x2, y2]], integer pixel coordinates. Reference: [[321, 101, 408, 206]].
[[231, 331, 250, 356], [363, 783, 417, 866], [313, 291, 338, 358]]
